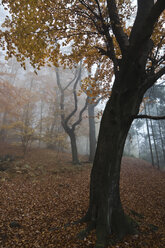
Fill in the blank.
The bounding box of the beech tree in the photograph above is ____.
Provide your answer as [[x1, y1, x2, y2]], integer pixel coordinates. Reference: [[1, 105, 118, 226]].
[[56, 65, 88, 164], [1, 0, 165, 247]]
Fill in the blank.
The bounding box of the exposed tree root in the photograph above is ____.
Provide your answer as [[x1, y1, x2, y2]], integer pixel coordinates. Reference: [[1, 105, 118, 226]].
[[77, 211, 139, 248], [77, 221, 96, 240]]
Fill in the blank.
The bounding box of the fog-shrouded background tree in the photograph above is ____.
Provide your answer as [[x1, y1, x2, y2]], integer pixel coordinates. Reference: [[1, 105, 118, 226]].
[[0, 57, 91, 157], [124, 82, 165, 169], [55, 63, 89, 164], [0, 0, 165, 247]]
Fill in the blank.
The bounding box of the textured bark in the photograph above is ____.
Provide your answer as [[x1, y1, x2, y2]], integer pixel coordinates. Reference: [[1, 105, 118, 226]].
[[69, 131, 80, 164], [83, 73, 145, 246], [81, 7, 165, 241], [62, 123, 80, 164]]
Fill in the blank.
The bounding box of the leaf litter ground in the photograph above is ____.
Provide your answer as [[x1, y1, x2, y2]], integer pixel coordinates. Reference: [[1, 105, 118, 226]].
[[0, 145, 164, 248]]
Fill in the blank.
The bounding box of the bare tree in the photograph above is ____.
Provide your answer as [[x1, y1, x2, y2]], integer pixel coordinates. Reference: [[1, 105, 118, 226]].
[[56, 64, 88, 164]]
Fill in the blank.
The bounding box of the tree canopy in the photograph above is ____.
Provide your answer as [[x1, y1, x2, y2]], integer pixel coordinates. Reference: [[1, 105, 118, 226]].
[[1, 0, 164, 95]]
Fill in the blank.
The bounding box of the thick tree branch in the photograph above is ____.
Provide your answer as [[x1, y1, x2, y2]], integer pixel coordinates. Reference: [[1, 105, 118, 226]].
[[130, 0, 165, 49], [106, 0, 129, 55], [134, 114, 165, 120], [72, 96, 89, 130], [144, 66, 165, 90], [152, 66, 165, 82], [65, 66, 82, 125], [55, 66, 80, 127], [130, 0, 154, 44]]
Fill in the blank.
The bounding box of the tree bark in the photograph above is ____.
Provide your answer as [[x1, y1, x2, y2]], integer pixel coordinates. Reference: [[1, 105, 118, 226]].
[[79, 0, 165, 243], [82, 69, 147, 246], [69, 131, 80, 164], [55, 64, 88, 165]]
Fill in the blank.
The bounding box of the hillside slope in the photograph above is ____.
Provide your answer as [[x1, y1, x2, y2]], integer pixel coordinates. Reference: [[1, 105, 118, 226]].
[[0, 146, 164, 248]]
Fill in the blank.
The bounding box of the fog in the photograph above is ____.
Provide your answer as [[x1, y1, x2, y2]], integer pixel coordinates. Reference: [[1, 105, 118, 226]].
[[0, 50, 164, 167], [0, 2, 164, 168]]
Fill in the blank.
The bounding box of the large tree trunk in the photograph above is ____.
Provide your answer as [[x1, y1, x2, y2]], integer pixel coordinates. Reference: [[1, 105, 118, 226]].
[[68, 130, 80, 164], [70, 132, 80, 165], [82, 67, 147, 247], [62, 120, 80, 164], [88, 103, 97, 162]]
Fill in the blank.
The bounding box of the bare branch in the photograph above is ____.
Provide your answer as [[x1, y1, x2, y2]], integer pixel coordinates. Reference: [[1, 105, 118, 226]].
[[134, 114, 165, 120], [64, 66, 82, 125], [106, 0, 129, 55], [94, 0, 103, 20], [77, 0, 118, 75], [63, 68, 79, 91], [145, 66, 165, 89], [72, 96, 89, 130], [78, 0, 99, 19]]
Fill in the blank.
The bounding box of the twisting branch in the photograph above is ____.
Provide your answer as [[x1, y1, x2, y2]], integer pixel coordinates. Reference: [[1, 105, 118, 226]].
[[65, 66, 82, 125], [72, 96, 89, 130], [55, 66, 81, 125], [106, 0, 129, 55], [63, 69, 79, 91]]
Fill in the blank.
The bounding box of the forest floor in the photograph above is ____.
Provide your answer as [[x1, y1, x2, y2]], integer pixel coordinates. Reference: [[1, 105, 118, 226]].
[[0, 144, 165, 248]]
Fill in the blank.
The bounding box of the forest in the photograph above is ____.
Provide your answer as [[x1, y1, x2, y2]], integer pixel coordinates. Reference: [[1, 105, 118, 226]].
[[0, 0, 165, 248]]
